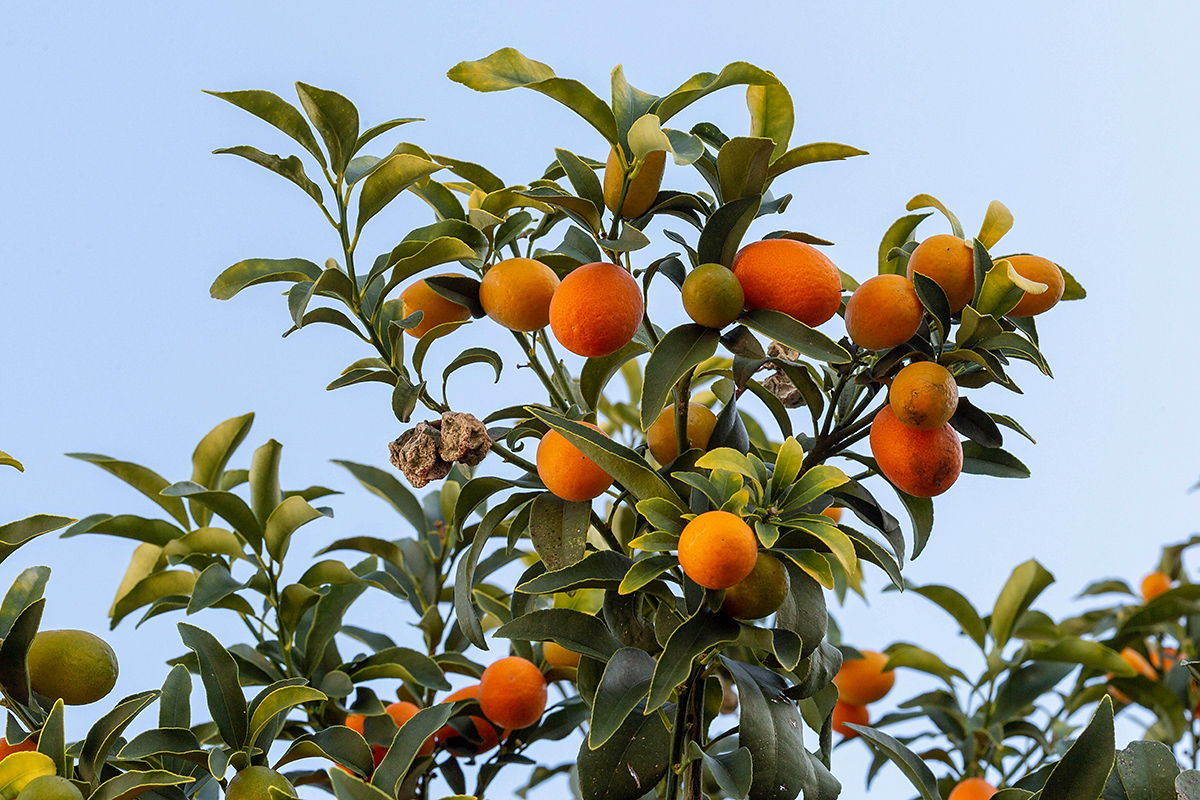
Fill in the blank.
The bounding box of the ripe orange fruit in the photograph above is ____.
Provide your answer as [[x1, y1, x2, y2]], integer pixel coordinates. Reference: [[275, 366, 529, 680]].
[[384, 701, 435, 756], [1120, 648, 1157, 681], [833, 650, 895, 706], [646, 403, 718, 465], [435, 685, 500, 753], [27, 630, 118, 706], [1141, 571, 1172, 602], [888, 361, 959, 431], [869, 405, 963, 498], [843, 274, 924, 351], [831, 701, 869, 738], [1005, 255, 1065, 317], [732, 239, 842, 328], [0, 738, 36, 759], [821, 506, 843, 523], [548, 262, 644, 357], [479, 656, 548, 731], [947, 777, 998, 800], [682, 263, 744, 329], [907, 234, 976, 313], [479, 258, 560, 332], [1150, 647, 1178, 674], [543, 641, 581, 669], [720, 552, 789, 620], [536, 422, 614, 502], [604, 148, 666, 219], [677, 510, 758, 590], [400, 274, 472, 338]]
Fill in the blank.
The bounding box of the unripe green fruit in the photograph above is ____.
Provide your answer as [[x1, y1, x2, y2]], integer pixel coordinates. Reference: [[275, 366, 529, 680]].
[[226, 767, 297, 800], [16, 776, 84, 800], [682, 263, 745, 329]]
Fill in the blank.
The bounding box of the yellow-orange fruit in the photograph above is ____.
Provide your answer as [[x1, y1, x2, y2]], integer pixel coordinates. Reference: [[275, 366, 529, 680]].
[[0, 738, 37, 759], [435, 685, 500, 753], [646, 403, 718, 465], [907, 234, 976, 313], [384, 701, 435, 756], [682, 263, 745, 329], [821, 506, 843, 523], [536, 422, 614, 502], [604, 148, 667, 219], [549, 262, 644, 357], [479, 656, 548, 731], [543, 641, 581, 669], [677, 511, 758, 590], [720, 553, 789, 620], [869, 405, 963, 498], [833, 650, 895, 706], [832, 701, 869, 738], [1004, 255, 1065, 317], [1120, 647, 1157, 681], [888, 361, 959, 431], [1141, 571, 1172, 602], [400, 274, 472, 338], [948, 777, 998, 800], [844, 274, 924, 351], [732, 239, 842, 328], [479, 258, 560, 332]]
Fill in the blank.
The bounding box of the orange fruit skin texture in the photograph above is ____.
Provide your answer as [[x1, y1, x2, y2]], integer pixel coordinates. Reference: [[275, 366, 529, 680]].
[[948, 777, 998, 800], [677, 510, 758, 590], [479, 258, 560, 332], [889, 361, 959, 431], [732, 239, 842, 328], [543, 641, 581, 669], [1005, 255, 1065, 317], [870, 405, 963, 498], [831, 701, 869, 738], [833, 650, 896, 706], [1141, 571, 1172, 602], [536, 422, 613, 502], [549, 262, 644, 358], [1120, 647, 1158, 681], [479, 656, 548, 731], [0, 738, 36, 759], [720, 552, 790, 620], [844, 274, 924, 351], [647, 403, 718, 465], [907, 234, 976, 313], [400, 274, 472, 338], [682, 263, 745, 329], [435, 685, 500, 753], [385, 701, 435, 756], [820, 506, 843, 523], [604, 148, 666, 219]]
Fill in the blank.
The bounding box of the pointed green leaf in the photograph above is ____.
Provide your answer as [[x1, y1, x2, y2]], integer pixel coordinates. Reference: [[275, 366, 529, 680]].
[[977, 200, 1014, 250], [588, 648, 656, 750], [264, 495, 325, 562], [205, 89, 325, 166], [66, 453, 190, 528], [356, 154, 442, 232], [991, 559, 1055, 648], [177, 623, 247, 748], [295, 82, 359, 175], [747, 83, 794, 162], [1039, 697, 1115, 800]]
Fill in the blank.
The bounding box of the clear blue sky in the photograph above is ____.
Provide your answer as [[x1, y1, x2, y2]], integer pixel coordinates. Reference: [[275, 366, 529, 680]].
[[3, 1, 1199, 796]]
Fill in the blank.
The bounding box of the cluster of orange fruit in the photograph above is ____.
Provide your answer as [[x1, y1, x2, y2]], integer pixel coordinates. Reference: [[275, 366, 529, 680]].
[[1105, 570, 1180, 707], [341, 655, 548, 774], [829, 649, 894, 740]]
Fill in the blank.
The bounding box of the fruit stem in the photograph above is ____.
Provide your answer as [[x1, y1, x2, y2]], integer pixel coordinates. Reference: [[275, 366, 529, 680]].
[[512, 331, 570, 412], [665, 662, 702, 800]]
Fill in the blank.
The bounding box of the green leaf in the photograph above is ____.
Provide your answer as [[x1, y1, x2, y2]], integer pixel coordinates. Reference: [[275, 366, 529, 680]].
[[186, 563, 246, 615], [1039, 697, 1115, 800], [640, 325, 720, 431], [691, 743, 754, 800], [331, 770, 395, 800], [518, 550, 634, 594], [214, 145, 324, 204], [747, 83, 794, 162], [333, 460, 427, 534], [370, 704, 455, 796], [248, 683, 327, 746], [912, 271, 951, 339], [884, 643, 967, 685], [555, 148, 604, 212], [878, 212, 932, 275], [90, 770, 194, 800], [354, 118, 422, 156], [910, 584, 986, 650], [66, 453, 190, 528], [766, 141, 868, 181], [189, 412, 254, 527], [1028, 637, 1131, 674], [37, 700, 66, 778], [247, 438, 284, 529], [345, 647, 449, 689], [455, 493, 538, 649], [205, 89, 325, 166], [210, 258, 322, 300], [159, 664, 192, 729], [264, 495, 325, 562], [177, 623, 247, 748], [162, 483, 263, 553], [576, 705, 671, 800], [992, 662, 1074, 725], [62, 514, 183, 547], [907, 193, 964, 240], [588, 648, 655, 750], [723, 658, 813, 800], [647, 612, 739, 711], [654, 62, 779, 124], [1060, 265, 1087, 301], [1111, 740, 1180, 799], [1178, 770, 1200, 799], [962, 443, 1030, 478], [0, 567, 49, 643], [698, 195, 761, 267], [78, 690, 159, 790], [495, 608, 622, 662], [447, 48, 618, 143], [276, 727, 374, 777], [741, 309, 851, 364], [111, 570, 196, 627], [849, 724, 939, 800], [529, 494, 589, 571], [611, 65, 659, 149], [580, 342, 648, 411], [529, 409, 685, 510], [356, 154, 442, 232], [0, 515, 74, 565], [977, 200, 1014, 250], [0, 598, 41, 706], [295, 82, 359, 175], [976, 257, 1048, 318], [991, 559, 1055, 649]]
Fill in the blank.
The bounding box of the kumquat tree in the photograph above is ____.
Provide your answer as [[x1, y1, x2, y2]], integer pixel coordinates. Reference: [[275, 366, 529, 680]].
[[13, 45, 1200, 800]]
